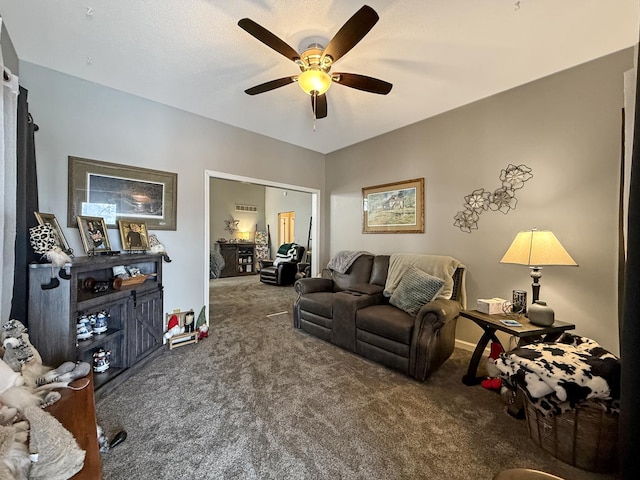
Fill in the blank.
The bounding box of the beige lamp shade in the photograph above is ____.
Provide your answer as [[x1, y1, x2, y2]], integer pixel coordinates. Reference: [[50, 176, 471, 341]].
[[500, 230, 577, 266]]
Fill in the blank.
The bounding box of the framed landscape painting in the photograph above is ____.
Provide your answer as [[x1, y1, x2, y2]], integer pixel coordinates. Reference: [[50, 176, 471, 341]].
[[68, 156, 177, 230], [362, 178, 424, 234]]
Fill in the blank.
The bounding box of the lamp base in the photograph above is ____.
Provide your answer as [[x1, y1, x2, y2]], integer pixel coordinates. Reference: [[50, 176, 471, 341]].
[[529, 266, 542, 303], [528, 300, 555, 326]]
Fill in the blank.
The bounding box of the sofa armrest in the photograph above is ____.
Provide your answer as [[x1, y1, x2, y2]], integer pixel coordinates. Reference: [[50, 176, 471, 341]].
[[294, 277, 334, 295], [259, 259, 274, 269], [410, 299, 462, 381], [415, 298, 461, 330]]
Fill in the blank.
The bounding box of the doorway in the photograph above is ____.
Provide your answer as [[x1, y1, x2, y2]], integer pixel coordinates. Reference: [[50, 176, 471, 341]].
[[278, 211, 295, 246], [204, 170, 320, 311]]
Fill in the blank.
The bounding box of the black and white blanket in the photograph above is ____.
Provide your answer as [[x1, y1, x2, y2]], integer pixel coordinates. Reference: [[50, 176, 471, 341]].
[[273, 243, 300, 266], [495, 333, 620, 410]]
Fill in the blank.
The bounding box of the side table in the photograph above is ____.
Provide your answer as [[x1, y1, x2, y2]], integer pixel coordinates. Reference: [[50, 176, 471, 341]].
[[460, 309, 575, 386], [46, 372, 101, 479]]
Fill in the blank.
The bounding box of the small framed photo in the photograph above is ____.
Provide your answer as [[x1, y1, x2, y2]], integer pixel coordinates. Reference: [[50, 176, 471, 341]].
[[34, 212, 73, 255], [118, 220, 150, 251], [76, 215, 111, 254]]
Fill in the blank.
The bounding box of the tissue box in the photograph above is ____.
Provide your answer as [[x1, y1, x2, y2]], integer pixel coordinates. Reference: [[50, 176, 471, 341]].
[[476, 298, 508, 315]]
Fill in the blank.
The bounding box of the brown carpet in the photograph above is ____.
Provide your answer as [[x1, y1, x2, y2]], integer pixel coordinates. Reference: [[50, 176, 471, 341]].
[[96, 275, 618, 479]]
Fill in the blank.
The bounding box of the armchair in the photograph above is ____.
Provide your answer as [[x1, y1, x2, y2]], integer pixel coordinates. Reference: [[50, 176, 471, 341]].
[[259, 243, 305, 286]]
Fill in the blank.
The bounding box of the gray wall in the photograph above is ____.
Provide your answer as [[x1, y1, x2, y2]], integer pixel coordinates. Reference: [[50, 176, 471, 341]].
[[11, 47, 632, 355], [0, 16, 18, 73], [208, 179, 313, 253], [209, 178, 266, 245], [265, 187, 312, 248], [19, 62, 325, 315], [325, 49, 633, 355]]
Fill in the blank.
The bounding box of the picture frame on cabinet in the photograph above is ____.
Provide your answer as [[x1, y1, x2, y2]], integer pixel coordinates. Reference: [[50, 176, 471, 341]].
[[118, 220, 150, 251], [362, 178, 425, 233], [68, 156, 178, 231], [34, 211, 73, 255], [77, 215, 112, 254]]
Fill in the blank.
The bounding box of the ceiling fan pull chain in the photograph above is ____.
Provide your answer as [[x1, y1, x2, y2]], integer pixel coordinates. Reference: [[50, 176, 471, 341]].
[[312, 93, 317, 131]]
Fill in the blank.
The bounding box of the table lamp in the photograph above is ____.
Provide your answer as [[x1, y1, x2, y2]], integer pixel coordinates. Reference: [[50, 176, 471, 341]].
[[500, 229, 577, 303]]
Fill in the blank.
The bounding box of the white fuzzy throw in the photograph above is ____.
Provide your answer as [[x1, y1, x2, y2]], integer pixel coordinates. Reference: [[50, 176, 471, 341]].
[[384, 254, 466, 308], [25, 405, 85, 480]]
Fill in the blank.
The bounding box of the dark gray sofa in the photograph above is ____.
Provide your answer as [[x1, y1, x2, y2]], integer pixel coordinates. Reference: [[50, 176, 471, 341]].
[[293, 253, 465, 381]]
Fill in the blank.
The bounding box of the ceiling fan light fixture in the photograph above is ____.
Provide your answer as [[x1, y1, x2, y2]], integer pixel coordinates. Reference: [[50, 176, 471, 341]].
[[298, 69, 331, 95]]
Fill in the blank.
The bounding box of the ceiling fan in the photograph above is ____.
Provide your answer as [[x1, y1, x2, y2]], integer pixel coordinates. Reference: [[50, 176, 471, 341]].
[[238, 5, 392, 120]]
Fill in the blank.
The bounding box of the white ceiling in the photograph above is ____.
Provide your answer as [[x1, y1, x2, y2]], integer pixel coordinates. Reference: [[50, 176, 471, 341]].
[[1, 1, 638, 154]]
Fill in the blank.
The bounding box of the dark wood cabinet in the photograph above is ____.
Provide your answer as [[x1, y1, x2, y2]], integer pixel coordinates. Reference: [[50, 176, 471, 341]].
[[218, 242, 256, 277], [28, 253, 164, 399]]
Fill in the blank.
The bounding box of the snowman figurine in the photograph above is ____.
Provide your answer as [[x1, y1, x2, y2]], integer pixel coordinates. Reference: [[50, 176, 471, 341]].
[[93, 348, 111, 373]]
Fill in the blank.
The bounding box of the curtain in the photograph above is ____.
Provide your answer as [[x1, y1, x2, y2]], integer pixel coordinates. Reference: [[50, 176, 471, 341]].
[[0, 47, 19, 325], [620, 42, 640, 479], [10, 86, 39, 325]]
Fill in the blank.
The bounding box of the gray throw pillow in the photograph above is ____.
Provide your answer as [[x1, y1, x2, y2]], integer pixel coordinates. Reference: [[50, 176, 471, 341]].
[[390, 265, 445, 316]]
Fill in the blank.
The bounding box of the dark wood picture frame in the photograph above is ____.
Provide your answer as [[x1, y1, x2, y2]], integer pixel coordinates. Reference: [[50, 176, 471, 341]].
[[118, 220, 150, 251], [68, 156, 178, 230], [362, 178, 425, 234], [76, 215, 112, 254], [34, 211, 73, 255]]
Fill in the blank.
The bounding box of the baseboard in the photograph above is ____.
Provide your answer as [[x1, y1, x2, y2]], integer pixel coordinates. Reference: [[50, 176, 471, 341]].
[[455, 338, 504, 357], [454, 338, 477, 352]]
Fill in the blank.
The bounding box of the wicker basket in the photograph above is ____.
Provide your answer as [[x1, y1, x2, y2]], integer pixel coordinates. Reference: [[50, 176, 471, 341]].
[[522, 394, 619, 473]]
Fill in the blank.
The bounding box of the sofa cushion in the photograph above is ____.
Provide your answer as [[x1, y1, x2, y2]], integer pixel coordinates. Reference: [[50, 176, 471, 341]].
[[332, 254, 374, 291], [370, 255, 390, 286], [347, 283, 384, 295], [356, 304, 415, 345], [298, 292, 335, 318], [389, 266, 445, 316]]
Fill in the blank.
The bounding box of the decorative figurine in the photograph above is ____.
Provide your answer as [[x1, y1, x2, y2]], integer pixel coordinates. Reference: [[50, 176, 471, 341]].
[[184, 310, 195, 333], [77, 315, 93, 340], [94, 311, 108, 334], [93, 348, 111, 373]]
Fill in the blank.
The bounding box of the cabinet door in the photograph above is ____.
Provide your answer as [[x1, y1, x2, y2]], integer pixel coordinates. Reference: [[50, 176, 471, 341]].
[[219, 245, 238, 277], [128, 289, 164, 365]]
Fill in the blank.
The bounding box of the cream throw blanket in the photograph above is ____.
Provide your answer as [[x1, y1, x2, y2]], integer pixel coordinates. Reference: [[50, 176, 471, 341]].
[[384, 254, 466, 308]]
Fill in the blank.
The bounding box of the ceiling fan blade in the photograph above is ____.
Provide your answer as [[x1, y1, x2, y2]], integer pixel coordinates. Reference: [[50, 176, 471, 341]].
[[321, 5, 379, 64], [311, 93, 327, 119], [333, 73, 392, 95], [238, 18, 300, 63], [245, 77, 296, 95]]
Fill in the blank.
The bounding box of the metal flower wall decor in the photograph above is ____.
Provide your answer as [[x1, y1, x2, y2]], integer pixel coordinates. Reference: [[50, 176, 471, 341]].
[[454, 164, 533, 233], [224, 217, 239, 235]]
